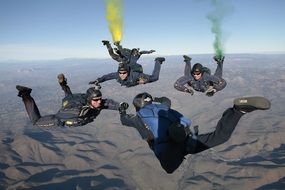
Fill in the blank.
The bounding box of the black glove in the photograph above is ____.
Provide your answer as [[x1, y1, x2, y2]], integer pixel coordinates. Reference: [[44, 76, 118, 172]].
[[114, 41, 120, 46], [89, 80, 99, 85], [205, 86, 217, 97], [119, 102, 129, 114], [185, 88, 194, 95]]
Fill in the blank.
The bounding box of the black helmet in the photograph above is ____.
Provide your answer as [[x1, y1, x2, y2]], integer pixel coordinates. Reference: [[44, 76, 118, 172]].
[[133, 92, 153, 111], [86, 87, 102, 103], [118, 63, 130, 72], [191, 63, 203, 74]]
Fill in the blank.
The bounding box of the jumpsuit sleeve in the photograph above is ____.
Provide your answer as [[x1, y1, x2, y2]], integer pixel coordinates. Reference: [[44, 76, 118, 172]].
[[206, 75, 227, 91], [102, 98, 120, 110], [174, 76, 192, 92], [120, 113, 137, 127], [97, 72, 118, 83], [139, 50, 154, 54]]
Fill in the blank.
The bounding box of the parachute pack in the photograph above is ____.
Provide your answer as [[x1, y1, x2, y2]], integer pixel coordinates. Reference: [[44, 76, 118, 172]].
[[129, 63, 143, 73], [137, 103, 192, 143]]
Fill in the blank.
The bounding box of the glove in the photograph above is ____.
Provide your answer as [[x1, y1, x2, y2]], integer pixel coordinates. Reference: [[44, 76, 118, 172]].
[[137, 77, 148, 84], [205, 86, 217, 97], [119, 102, 129, 114], [102, 40, 110, 46], [150, 50, 156, 53], [214, 55, 225, 64], [89, 80, 99, 85], [114, 41, 121, 46], [184, 88, 194, 96]]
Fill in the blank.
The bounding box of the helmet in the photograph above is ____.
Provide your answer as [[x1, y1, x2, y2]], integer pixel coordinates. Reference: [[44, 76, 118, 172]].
[[191, 63, 203, 74], [118, 63, 130, 72], [133, 92, 153, 111], [86, 87, 102, 103]]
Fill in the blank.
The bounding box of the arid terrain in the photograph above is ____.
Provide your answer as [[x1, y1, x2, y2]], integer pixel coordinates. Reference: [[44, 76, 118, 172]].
[[0, 54, 284, 190]]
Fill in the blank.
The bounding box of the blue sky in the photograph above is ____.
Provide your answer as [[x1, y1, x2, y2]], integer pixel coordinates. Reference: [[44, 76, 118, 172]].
[[0, 0, 285, 61]]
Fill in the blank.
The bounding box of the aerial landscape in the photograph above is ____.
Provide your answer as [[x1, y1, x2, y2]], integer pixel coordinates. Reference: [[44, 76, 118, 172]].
[[0, 0, 285, 189]]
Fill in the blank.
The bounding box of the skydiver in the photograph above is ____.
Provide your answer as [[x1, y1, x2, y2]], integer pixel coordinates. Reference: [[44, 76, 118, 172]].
[[89, 57, 165, 88], [16, 74, 128, 127], [174, 55, 226, 96], [102, 40, 155, 73], [113, 41, 155, 65], [118, 92, 271, 173]]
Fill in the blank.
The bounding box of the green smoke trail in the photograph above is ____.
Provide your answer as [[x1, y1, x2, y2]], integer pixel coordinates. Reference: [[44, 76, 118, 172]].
[[207, 0, 225, 60]]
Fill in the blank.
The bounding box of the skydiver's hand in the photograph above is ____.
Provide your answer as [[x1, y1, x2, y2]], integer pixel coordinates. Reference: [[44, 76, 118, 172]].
[[137, 77, 147, 84], [150, 50, 156, 53], [102, 40, 110, 46], [89, 80, 99, 85], [114, 41, 121, 46], [119, 102, 129, 114], [185, 88, 194, 95], [205, 86, 217, 97]]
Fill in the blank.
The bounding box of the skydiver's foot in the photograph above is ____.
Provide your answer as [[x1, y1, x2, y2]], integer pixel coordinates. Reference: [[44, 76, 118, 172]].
[[16, 85, 32, 97], [234, 96, 271, 113], [155, 57, 165, 64], [183, 55, 192, 62], [102, 40, 110, 46], [214, 55, 225, 64], [57, 73, 67, 86]]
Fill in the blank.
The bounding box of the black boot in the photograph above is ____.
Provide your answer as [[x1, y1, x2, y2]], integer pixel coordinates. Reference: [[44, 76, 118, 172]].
[[214, 55, 225, 64], [234, 96, 271, 113], [183, 55, 192, 62], [57, 73, 67, 86], [155, 57, 165, 64], [16, 85, 32, 97]]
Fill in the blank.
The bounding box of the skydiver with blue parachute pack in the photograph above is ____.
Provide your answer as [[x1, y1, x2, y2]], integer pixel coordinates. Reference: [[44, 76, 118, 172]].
[[118, 92, 271, 173]]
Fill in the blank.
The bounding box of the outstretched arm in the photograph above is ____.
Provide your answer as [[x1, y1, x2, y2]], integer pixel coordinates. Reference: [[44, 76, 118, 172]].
[[120, 113, 154, 142], [96, 72, 118, 83], [102, 98, 120, 110], [174, 76, 194, 94], [206, 75, 227, 91], [139, 50, 155, 54]]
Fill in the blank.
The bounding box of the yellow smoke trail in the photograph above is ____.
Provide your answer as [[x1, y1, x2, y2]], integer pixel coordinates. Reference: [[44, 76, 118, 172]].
[[105, 0, 123, 42]]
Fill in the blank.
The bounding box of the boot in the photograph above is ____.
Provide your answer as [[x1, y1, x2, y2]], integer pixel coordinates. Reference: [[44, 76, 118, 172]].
[[16, 85, 32, 97], [155, 57, 165, 64], [234, 96, 271, 113], [57, 73, 67, 86], [183, 55, 192, 62], [214, 55, 225, 64]]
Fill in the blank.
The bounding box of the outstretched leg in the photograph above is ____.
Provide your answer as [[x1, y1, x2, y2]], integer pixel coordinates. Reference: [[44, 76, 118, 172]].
[[186, 96, 271, 154], [16, 85, 41, 124], [213, 56, 224, 78], [183, 55, 192, 77], [58, 73, 72, 97], [147, 57, 165, 82]]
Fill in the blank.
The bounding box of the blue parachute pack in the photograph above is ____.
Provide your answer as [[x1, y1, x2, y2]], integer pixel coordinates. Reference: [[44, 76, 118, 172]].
[[137, 103, 194, 143]]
